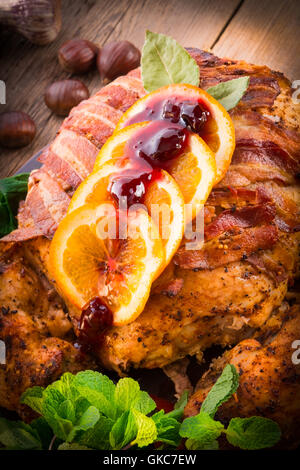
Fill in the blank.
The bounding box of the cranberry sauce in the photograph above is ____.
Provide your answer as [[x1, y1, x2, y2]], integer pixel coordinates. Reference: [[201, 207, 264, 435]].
[[110, 167, 162, 207], [79, 297, 113, 348], [109, 121, 189, 206], [126, 96, 211, 136]]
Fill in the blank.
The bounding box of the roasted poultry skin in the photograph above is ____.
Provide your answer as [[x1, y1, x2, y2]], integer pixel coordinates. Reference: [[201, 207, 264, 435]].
[[0, 50, 299, 446], [184, 303, 300, 448], [0, 242, 96, 417]]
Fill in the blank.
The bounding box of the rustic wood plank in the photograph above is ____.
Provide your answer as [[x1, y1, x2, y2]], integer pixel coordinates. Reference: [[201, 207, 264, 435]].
[[110, 0, 240, 50], [0, 0, 131, 177], [213, 0, 300, 80], [0, 0, 240, 177]]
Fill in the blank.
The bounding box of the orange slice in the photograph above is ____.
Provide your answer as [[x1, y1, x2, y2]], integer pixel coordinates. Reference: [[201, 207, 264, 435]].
[[94, 122, 216, 221], [115, 84, 235, 183], [49, 203, 164, 325], [68, 159, 185, 269]]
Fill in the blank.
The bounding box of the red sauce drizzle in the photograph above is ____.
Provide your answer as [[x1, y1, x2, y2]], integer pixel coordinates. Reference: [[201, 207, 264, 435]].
[[126, 96, 212, 138], [79, 297, 113, 350], [79, 96, 212, 344], [109, 120, 189, 206]]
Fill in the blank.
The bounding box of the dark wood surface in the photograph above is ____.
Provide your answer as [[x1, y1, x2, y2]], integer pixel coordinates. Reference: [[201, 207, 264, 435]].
[[0, 0, 299, 178]]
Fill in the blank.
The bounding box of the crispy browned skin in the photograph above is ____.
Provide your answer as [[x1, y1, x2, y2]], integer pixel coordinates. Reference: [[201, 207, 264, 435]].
[[184, 304, 300, 448], [98, 53, 300, 371], [0, 50, 299, 435], [0, 243, 96, 417]]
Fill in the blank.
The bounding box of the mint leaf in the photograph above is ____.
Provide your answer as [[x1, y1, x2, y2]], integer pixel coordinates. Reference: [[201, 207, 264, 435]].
[[152, 410, 181, 446], [114, 377, 155, 416], [201, 364, 239, 417], [58, 399, 76, 422], [109, 410, 137, 450], [114, 378, 140, 415], [79, 415, 114, 450], [131, 409, 157, 448], [207, 77, 250, 111], [0, 173, 29, 237], [186, 438, 219, 450], [73, 371, 116, 419], [164, 390, 189, 421], [58, 442, 92, 450], [21, 386, 44, 414], [180, 411, 224, 445], [142, 31, 199, 93], [0, 417, 42, 450], [132, 390, 156, 415], [226, 417, 281, 450], [67, 406, 100, 442], [42, 389, 75, 441], [47, 372, 78, 401], [30, 418, 53, 450]]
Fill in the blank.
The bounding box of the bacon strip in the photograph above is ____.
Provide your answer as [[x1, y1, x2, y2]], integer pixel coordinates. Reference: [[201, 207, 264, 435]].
[[25, 169, 70, 238], [231, 110, 300, 160], [39, 148, 83, 191], [232, 139, 300, 176], [205, 204, 276, 241], [208, 187, 267, 207], [247, 253, 287, 285], [2, 50, 299, 248], [96, 76, 145, 112], [275, 216, 300, 233], [175, 225, 278, 270], [208, 185, 300, 234], [2, 75, 145, 240], [1, 226, 43, 242], [187, 48, 281, 108]]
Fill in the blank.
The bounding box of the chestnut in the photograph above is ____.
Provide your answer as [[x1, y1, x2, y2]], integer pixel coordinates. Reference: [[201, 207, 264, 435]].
[[58, 38, 99, 74], [45, 79, 89, 116], [97, 40, 141, 83], [0, 111, 36, 148]]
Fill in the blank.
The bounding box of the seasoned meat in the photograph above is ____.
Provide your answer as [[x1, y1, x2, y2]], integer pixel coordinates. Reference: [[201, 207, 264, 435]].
[[0, 243, 96, 416], [184, 304, 300, 449], [0, 50, 299, 420]]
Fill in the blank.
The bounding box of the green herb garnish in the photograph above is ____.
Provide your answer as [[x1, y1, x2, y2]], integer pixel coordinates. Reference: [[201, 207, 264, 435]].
[[226, 416, 281, 450], [141, 31, 249, 110], [141, 30, 200, 93], [0, 366, 281, 450], [207, 76, 250, 111], [15, 371, 184, 450], [0, 172, 29, 237], [179, 364, 281, 450]]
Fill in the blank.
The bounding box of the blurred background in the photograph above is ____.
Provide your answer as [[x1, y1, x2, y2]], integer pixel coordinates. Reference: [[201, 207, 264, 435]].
[[0, 0, 299, 177]]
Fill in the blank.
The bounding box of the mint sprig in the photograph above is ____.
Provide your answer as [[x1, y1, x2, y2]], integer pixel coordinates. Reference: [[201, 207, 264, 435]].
[[179, 365, 281, 450], [226, 416, 281, 450], [201, 364, 239, 417], [0, 173, 30, 237], [0, 366, 281, 450]]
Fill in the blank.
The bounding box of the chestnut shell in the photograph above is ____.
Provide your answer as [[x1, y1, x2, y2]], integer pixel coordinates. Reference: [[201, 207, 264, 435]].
[[58, 38, 99, 74], [0, 111, 36, 148], [97, 40, 141, 82], [44, 79, 89, 116]]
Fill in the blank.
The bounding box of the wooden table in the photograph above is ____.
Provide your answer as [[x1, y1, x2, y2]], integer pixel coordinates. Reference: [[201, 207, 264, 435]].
[[0, 0, 299, 178]]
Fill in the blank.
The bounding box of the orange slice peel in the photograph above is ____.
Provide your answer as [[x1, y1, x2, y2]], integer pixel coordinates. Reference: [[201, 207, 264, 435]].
[[49, 203, 164, 326], [115, 83, 235, 183]]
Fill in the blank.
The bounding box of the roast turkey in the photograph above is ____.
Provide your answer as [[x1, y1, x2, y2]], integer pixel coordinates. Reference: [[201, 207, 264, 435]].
[[0, 50, 299, 440]]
